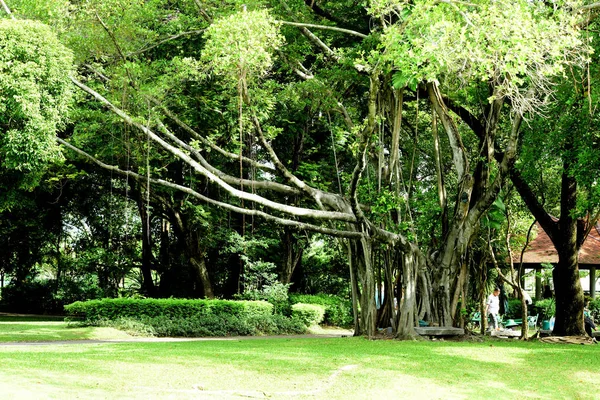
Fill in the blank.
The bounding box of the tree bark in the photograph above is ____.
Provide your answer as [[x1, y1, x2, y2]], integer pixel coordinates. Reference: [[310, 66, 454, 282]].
[[553, 164, 585, 335], [396, 248, 421, 339], [169, 208, 214, 299], [280, 228, 303, 285], [133, 184, 157, 297]]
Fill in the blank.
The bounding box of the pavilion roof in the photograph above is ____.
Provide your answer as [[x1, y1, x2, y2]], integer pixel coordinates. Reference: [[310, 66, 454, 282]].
[[513, 221, 600, 265]]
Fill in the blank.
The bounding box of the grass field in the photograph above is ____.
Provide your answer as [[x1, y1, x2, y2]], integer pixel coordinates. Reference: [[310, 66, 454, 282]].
[[0, 316, 598, 399]]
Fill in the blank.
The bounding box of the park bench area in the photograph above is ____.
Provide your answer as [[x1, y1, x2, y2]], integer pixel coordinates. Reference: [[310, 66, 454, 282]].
[[414, 326, 465, 338]]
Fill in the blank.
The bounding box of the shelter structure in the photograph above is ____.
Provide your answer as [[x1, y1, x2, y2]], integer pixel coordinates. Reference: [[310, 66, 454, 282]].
[[512, 221, 600, 299]]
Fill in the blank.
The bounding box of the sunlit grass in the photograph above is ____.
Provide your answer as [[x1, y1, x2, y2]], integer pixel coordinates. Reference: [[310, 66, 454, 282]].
[[0, 317, 131, 342], [0, 335, 598, 399], [0, 317, 598, 399]]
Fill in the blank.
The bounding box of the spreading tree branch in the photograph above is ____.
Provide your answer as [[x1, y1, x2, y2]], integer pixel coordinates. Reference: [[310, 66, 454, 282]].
[[70, 76, 357, 223], [58, 138, 363, 239]]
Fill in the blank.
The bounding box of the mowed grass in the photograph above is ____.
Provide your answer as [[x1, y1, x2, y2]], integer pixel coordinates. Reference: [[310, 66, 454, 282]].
[[0, 317, 598, 399], [0, 315, 131, 342]]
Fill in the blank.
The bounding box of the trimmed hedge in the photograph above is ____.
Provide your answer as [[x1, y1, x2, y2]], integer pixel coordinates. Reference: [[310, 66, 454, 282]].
[[63, 298, 309, 337], [64, 298, 273, 322], [291, 303, 325, 326], [288, 294, 352, 327]]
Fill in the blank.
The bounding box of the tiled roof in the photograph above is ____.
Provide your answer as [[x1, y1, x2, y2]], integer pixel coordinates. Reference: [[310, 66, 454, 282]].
[[513, 221, 600, 265]]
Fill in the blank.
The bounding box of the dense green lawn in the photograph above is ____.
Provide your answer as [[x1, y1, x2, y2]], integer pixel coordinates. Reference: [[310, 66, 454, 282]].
[[0, 337, 597, 399], [0, 316, 131, 342], [0, 317, 598, 399]]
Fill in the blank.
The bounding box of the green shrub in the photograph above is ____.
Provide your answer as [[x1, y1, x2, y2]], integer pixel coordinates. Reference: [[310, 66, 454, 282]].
[[64, 298, 254, 321], [239, 300, 274, 318], [291, 303, 325, 326], [288, 294, 352, 327], [83, 313, 307, 337], [65, 298, 307, 337], [504, 299, 523, 319]]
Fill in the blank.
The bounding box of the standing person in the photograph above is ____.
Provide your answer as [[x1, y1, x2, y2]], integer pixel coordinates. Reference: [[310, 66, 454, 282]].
[[485, 288, 501, 331], [499, 283, 509, 316]]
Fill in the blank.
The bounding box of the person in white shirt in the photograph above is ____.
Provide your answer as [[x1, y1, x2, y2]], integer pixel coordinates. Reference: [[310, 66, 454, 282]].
[[485, 288, 501, 331]]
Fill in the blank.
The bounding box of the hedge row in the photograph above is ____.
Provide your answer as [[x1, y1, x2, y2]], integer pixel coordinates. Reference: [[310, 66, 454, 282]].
[[63, 298, 326, 337], [64, 298, 273, 322]]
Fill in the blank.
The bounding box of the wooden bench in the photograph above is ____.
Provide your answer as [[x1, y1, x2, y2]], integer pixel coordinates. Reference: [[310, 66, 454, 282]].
[[415, 326, 465, 338]]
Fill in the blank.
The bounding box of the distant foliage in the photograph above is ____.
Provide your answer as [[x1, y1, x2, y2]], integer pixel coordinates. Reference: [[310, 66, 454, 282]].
[[0, 278, 102, 314]]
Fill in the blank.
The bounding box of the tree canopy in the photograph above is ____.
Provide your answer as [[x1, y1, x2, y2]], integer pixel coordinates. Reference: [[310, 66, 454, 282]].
[[1, 0, 599, 338]]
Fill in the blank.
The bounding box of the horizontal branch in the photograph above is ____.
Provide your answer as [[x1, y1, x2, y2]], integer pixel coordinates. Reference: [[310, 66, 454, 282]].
[[155, 120, 301, 196], [70, 76, 356, 223], [277, 20, 368, 38], [148, 97, 276, 173], [58, 138, 364, 239]]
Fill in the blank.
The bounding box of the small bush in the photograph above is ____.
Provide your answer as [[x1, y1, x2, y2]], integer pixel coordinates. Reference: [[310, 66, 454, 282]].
[[289, 294, 352, 327], [291, 303, 325, 326], [504, 299, 523, 319]]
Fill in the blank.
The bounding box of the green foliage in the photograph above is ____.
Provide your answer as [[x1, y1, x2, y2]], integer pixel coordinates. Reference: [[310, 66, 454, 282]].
[[300, 236, 350, 296], [64, 298, 273, 321], [0, 19, 73, 174], [291, 303, 326, 327], [201, 9, 284, 85], [375, 0, 587, 114], [289, 293, 353, 327]]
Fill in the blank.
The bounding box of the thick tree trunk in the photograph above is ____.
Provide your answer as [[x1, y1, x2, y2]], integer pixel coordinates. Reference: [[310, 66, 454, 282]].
[[396, 250, 421, 339], [552, 163, 586, 336], [348, 242, 361, 336], [280, 228, 303, 285], [346, 236, 378, 337], [190, 254, 213, 299], [552, 258, 585, 336], [170, 209, 214, 299], [431, 214, 476, 327], [376, 249, 397, 330], [356, 237, 377, 337], [417, 269, 432, 321]]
